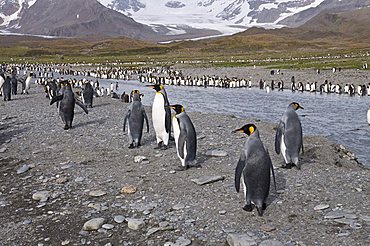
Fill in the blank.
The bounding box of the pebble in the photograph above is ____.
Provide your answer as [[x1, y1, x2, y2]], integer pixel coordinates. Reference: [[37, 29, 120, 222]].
[[32, 191, 50, 203], [350, 221, 362, 229], [121, 185, 137, 194], [17, 164, 31, 174], [0, 147, 7, 153], [191, 176, 225, 185], [134, 156, 148, 163], [102, 224, 114, 230], [205, 149, 228, 157], [75, 177, 85, 182], [227, 233, 257, 246], [88, 190, 107, 197], [83, 218, 105, 231], [61, 240, 70, 245], [219, 210, 227, 215], [259, 240, 283, 246], [22, 219, 32, 225], [260, 224, 276, 232], [56, 177, 68, 184], [114, 215, 126, 224], [127, 218, 145, 230], [334, 218, 353, 225], [173, 203, 185, 210], [314, 204, 330, 211]]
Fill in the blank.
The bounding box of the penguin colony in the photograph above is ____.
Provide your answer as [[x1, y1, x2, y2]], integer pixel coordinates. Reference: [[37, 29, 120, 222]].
[[0, 63, 369, 217]]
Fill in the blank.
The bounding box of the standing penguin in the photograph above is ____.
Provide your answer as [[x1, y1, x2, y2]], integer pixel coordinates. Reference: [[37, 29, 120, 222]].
[[11, 75, 17, 95], [82, 81, 94, 108], [50, 81, 88, 130], [3, 76, 11, 101], [0, 73, 5, 96], [169, 104, 197, 170], [123, 90, 149, 148], [146, 84, 171, 149], [275, 102, 304, 169], [233, 124, 276, 216], [23, 73, 33, 94]]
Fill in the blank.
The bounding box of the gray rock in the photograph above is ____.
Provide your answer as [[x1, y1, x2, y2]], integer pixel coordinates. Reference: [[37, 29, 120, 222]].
[[191, 176, 225, 185], [17, 164, 31, 174], [219, 210, 227, 215], [102, 224, 114, 230], [350, 221, 362, 229], [259, 240, 283, 246], [314, 204, 330, 211], [174, 237, 191, 246], [227, 233, 257, 246], [88, 190, 107, 197], [146, 227, 161, 237], [0, 147, 7, 153], [32, 191, 50, 203], [127, 218, 145, 230], [173, 203, 185, 210], [61, 240, 70, 245], [334, 218, 353, 225], [83, 218, 105, 231], [325, 210, 346, 219], [22, 219, 32, 225], [75, 177, 85, 182], [205, 149, 228, 157], [114, 215, 126, 224], [134, 156, 148, 163]]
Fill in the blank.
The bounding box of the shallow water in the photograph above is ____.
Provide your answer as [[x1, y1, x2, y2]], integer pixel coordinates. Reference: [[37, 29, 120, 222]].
[[67, 76, 370, 166]]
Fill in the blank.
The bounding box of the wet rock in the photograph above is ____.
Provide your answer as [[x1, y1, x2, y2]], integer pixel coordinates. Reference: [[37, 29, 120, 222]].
[[88, 190, 107, 197], [191, 176, 225, 185], [205, 149, 228, 157], [114, 215, 126, 224], [83, 218, 105, 231], [32, 191, 50, 203], [17, 164, 31, 174], [259, 240, 283, 246], [127, 218, 145, 230], [227, 233, 257, 246]]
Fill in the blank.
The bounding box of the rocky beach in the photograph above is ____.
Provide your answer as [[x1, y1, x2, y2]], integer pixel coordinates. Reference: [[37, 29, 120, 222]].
[[0, 72, 369, 246]]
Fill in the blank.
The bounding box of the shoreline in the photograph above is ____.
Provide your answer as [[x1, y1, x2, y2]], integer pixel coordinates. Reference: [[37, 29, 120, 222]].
[[0, 86, 369, 245]]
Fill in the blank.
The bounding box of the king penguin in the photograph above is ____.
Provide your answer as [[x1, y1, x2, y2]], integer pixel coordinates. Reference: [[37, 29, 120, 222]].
[[367, 107, 370, 125], [233, 124, 276, 216], [50, 81, 88, 130], [169, 104, 197, 170], [147, 84, 171, 149], [82, 81, 94, 108], [2, 75, 11, 101], [275, 102, 304, 169], [23, 73, 33, 94], [123, 90, 149, 148], [0, 73, 5, 96]]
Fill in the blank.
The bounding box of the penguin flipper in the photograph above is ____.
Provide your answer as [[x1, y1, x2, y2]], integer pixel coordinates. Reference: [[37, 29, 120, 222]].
[[143, 109, 149, 133], [75, 100, 88, 114], [50, 95, 63, 105], [235, 153, 246, 193], [165, 107, 171, 134], [266, 149, 277, 191], [275, 121, 284, 154], [123, 110, 130, 132], [178, 127, 187, 159]]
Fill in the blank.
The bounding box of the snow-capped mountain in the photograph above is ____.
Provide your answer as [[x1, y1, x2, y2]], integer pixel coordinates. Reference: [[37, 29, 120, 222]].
[[99, 0, 370, 37], [0, 0, 369, 41]]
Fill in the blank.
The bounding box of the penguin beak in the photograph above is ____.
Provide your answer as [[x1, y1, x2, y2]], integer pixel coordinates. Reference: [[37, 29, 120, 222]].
[[169, 105, 175, 110], [146, 85, 155, 89], [299, 105, 304, 110]]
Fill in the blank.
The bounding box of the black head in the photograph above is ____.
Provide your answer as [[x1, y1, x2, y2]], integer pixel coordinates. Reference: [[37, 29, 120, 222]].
[[289, 102, 304, 110], [169, 104, 185, 114], [131, 89, 141, 95], [146, 84, 163, 92], [232, 124, 257, 136]]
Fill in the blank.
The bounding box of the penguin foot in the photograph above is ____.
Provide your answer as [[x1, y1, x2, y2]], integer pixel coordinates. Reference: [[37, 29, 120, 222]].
[[242, 204, 254, 212], [281, 163, 292, 169], [128, 144, 135, 149], [262, 203, 267, 210], [154, 142, 163, 149], [256, 206, 264, 217], [160, 145, 168, 150], [174, 165, 188, 171], [63, 125, 70, 130]]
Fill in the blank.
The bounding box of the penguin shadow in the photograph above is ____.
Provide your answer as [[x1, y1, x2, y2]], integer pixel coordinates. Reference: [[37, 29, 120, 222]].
[[73, 119, 106, 128], [91, 103, 111, 108], [266, 167, 287, 208], [0, 127, 30, 145]]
